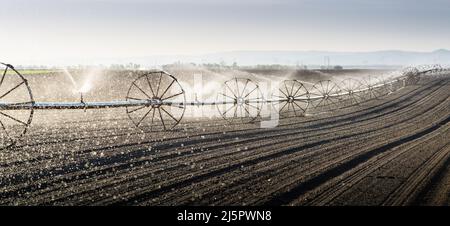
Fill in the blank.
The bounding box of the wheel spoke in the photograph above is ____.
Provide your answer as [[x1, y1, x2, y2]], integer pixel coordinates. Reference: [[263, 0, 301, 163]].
[[324, 99, 334, 109], [136, 108, 153, 127], [284, 82, 290, 96], [151, 107, 156, 127], [290, 81, 295, 96], [369, 89, 376, 99], [222, 104, 236, 116], [293, 101, 305, 113], [127, 105, 147, 114], [280, 102, 288, 112], [146, 75, 156, 97], [292, 103, 298, 116], [323, 81, 329, 94], [225, 82, 238, 98], [243, 87, 258, 98], [350, 95, 358, 104], [353, 91, 364, 100], [294, 92, 308, 98], [240, 79, 249, 97], [0, 119, 14, 144], [160, 79, 176, 99], [0, 81, 25, 99], [311, 84, 323, 97], [245, 103, 259, 111], [158, 108, 166, 130], [156, 72, 163, 97], [235, 78, 240, 98], [242, 103, 251, 116], [315, 98, 325, 108], [278, 89, 289, 97], [293, 83, 303, 97], [220, 93, 235, 100], [318, 82, 324, 95], [132, 82, 152, 100], [329, 83, 338, 94], [374, 87, 384, 96], [0, 111, 27, 125], [161, 106, 179, 124], [0, 66, 8, 89], [328, 97, 340, 108], [162, 92, 183, 101]]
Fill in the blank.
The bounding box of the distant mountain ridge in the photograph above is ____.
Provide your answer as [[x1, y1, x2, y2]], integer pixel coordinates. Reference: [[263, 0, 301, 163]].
[[118, 49, 450, 67], [25, 49, 450, 67]]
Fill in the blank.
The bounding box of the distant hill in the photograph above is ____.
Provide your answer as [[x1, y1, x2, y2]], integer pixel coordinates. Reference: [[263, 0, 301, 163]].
[[25, 49, 450, 67], [115, 49, 450, 67]]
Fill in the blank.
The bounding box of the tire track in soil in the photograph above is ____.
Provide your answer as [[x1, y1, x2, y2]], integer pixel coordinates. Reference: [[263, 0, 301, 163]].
[[411, 147, 450, 206], [298, 125, 449, 206], [262, 113, 450, 206], [382, 141, 450, 206]]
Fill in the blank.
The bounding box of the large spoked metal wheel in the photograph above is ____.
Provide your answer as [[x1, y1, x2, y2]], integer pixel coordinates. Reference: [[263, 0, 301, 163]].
[[0, 63, 34, 149], [309, 80, 341, 112], [403, 68, 421, 85], [216, 78, 263, 124], [272, 80, 309, 117], [126, 71, 186, 131], [339, 78, 365, 106], [362, 76, 386, 99]]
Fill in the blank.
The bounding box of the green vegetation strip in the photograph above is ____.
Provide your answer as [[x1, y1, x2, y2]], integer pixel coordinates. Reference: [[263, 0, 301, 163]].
[[6, 70, 58, 75]]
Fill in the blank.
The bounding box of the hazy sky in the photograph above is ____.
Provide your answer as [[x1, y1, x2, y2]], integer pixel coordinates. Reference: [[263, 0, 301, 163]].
[[1, 0, 450, 64]]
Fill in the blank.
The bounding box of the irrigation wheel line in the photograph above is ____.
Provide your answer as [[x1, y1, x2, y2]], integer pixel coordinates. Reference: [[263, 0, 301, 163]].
[[0, 61, 446, 150], [0, 62, 34, 149]]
